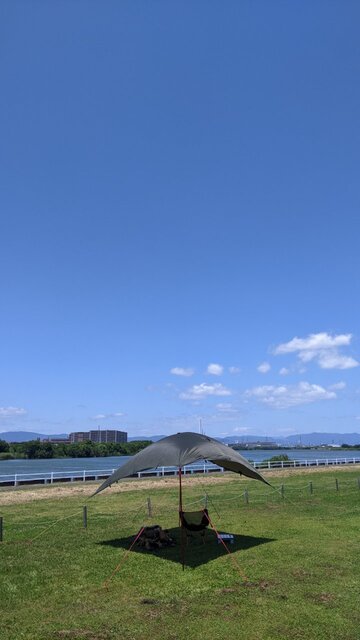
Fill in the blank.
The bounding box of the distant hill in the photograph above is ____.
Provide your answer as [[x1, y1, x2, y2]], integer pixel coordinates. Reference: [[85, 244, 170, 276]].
[[221, 435, 285, 445], [128, 435, 166, 442], [224, 432, 360, 446], [0, 431, 165, 443], [284, 432, 360, 446], [0, 431, 68, 443], [1, 430, 359, 446]]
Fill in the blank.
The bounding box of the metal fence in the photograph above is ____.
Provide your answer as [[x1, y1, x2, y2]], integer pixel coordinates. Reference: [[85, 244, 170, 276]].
[[252, 455, 360, 470], [0, 462, 223, 487]]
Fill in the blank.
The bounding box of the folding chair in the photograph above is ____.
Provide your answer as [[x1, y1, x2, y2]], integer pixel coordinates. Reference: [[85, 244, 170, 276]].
[[179, 509, 209, 543]]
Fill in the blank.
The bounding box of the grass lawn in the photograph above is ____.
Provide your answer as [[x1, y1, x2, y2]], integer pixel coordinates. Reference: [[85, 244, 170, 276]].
[[1, 468, 359, 640]]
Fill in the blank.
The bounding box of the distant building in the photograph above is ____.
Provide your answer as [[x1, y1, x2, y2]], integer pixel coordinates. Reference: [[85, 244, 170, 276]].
[[42, 437, 71, 444], [89, 429, 127, 444], [69, 429, 127, 444], [69, 431, 90, 443], [233, 441, 278, 450]]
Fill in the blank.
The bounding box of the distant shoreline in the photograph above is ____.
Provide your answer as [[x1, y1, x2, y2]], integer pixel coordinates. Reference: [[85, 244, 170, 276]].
[[2, 444, 360, 462]]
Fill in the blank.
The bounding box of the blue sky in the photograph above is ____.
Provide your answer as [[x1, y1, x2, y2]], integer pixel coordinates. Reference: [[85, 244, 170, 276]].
[[1, 1, 359, 439]]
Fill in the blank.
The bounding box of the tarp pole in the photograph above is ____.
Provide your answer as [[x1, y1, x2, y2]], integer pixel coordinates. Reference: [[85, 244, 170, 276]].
[[179, 466, 185, 571], [179, 466, 183, 514]]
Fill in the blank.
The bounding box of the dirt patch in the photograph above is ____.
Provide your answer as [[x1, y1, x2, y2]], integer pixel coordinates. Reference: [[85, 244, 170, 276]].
[[292, 568, 312, 580], [264, 464, 358, 479], [242, 579, 274, 591], [311, 592, 336, 606], [54, 630, 111, 640], [0, 474, 231, 505]]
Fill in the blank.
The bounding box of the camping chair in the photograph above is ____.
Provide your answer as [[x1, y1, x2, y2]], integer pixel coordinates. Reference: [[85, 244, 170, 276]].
[[179, 509, 210, 544]]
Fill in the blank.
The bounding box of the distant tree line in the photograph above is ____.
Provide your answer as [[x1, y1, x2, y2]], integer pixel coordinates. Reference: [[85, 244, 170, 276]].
[[0, 439, 151, 460]]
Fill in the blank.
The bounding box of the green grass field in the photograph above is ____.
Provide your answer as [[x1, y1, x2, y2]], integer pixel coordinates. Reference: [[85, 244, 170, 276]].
[[1, 469, 359, 640]]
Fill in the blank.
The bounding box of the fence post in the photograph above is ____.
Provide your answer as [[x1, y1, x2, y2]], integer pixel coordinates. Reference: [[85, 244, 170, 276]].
[[335, 478, 339, 491], [244, 489, 249, 505], [0, 516, 3, 542], [280, 484, 284, 499], [83, 506, 88, 529], [309, 481, 313, 495], [147, 497, 152, 518]]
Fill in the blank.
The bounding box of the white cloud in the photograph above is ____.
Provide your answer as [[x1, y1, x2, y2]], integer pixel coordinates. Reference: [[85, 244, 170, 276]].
[[244, 382, 337, 409], [170, 367, 195, 377], [274, 332, 352, 354], [273, 332, 359, 370], [229, 366, 240, 374], [328, 382, 346, 391], [279, 367, 290, 376], [316, 352, 358, 370], [206, 363, 224, 376], [216, 403, 239, 414], [0, 406, 27, 418], [180, 383, 231, 400], [257, 362, 271, 374], [91, 412, 125, 420]]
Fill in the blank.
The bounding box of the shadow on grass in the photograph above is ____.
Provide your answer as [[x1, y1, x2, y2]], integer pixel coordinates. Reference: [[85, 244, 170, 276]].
[[97, 527, 275, 568]]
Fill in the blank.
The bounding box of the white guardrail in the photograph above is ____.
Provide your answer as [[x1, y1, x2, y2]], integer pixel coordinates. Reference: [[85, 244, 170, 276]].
[[0, 457, 360, 487]]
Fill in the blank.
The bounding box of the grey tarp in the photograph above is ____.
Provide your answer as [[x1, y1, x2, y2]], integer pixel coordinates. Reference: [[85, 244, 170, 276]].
[[93, 432, 269, 496]]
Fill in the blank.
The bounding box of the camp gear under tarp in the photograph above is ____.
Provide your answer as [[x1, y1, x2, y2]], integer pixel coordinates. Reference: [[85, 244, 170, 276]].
[[93, 431, 268, 496], [93, 432, 269, 570], [180, 509, 209, 532]]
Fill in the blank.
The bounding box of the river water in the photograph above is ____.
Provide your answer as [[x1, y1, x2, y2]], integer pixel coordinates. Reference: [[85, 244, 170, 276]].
[[0, 448, 352, 476]]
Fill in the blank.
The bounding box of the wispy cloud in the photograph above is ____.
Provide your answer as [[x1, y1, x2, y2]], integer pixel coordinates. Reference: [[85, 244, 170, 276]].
[[257, 361, 271, 374], [0, 406, 27, 418], [90, 412, 125, 420], [229, 366, 240, 374], [180, 383, 231, 400], [273, 332, 359, 370], [206, 363, 224, 376], [170, 367, 195, 377], [245, 381, 339, 409], [279, 367, 290, 376], [216, 403, 239, 414], [328, 381, 346, 391]]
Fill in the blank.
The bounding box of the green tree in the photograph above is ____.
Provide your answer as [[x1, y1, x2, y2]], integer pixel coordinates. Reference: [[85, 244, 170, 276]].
[[0, 439, 9, 453]]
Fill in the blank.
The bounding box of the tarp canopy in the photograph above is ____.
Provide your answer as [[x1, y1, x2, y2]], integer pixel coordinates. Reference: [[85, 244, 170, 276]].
[[93, 432, 269, 496]]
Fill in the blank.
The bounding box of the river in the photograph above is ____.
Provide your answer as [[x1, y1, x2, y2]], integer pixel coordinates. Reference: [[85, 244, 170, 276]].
[[0, 448, 352, 476]]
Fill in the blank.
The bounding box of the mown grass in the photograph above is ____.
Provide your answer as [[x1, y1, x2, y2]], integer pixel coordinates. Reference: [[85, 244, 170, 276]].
[[1, 469, 360, 640]]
